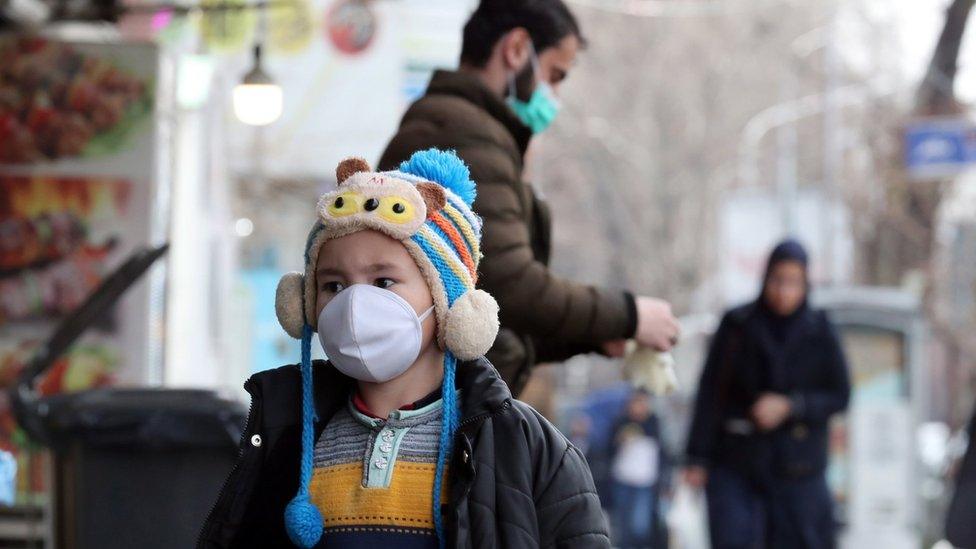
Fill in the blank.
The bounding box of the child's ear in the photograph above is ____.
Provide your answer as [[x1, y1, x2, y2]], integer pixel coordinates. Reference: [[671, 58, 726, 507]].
[[336, 157, 371, 185], [416, 182, 446, 212]]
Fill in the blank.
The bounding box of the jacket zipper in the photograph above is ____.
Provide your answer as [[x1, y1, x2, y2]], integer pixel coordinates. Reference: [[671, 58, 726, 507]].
[[195, 395, 255, 548], [448, 399, 511, 547]]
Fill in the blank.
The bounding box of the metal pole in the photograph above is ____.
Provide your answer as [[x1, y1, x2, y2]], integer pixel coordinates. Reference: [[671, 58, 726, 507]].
[[822, 14, 839, 285], [777, 61, 799, 235]]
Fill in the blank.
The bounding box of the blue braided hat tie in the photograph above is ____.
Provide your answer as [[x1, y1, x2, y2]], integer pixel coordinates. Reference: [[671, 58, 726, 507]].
[[432, 351, 459, 548], [284, 324, 323, 548]]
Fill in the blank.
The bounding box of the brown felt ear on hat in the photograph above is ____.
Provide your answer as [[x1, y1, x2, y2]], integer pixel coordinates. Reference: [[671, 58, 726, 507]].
[[336, 157, 371, 185], [416, 182, 446, 212]]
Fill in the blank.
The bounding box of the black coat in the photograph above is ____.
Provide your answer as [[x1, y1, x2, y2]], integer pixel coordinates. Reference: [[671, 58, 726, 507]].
[[197, 357, 610, 548], [686, 303, 850, 481], [947, 408, 976, 548]]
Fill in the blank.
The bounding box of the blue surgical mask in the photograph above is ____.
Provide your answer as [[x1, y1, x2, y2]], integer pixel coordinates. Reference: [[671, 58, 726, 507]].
[[506, 45, 561, 134]]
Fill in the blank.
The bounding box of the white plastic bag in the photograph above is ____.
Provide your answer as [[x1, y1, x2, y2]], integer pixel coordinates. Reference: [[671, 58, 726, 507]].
[[666, 483, 710, 549]]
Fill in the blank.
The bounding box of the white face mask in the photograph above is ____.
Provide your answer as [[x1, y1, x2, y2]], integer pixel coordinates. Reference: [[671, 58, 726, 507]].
[[317, 284, 434, 383]]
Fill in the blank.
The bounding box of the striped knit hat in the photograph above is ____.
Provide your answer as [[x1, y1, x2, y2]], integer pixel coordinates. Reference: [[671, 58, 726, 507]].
[[274, 148, 499, 548]]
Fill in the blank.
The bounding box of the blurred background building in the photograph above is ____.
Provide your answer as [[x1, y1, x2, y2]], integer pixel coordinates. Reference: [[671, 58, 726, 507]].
[[0, 0, 975, 547]]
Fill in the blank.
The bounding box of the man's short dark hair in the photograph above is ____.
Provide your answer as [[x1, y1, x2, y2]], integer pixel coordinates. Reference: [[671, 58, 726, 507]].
[[460, 0, 585, 67]]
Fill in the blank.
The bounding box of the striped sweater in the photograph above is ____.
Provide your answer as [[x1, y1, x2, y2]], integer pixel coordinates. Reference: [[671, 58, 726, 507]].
[[309, 395, 449, 547]]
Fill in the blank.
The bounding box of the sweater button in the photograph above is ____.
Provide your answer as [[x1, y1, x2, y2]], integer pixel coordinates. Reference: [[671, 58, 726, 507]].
[[250, 434, 262, 447]]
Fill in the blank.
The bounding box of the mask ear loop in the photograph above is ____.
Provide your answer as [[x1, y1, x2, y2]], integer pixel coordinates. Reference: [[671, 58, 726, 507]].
[[526, 40, 542, 77]]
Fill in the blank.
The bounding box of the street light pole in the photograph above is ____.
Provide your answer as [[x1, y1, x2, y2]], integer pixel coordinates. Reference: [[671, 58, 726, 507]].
[[822, 14, 840, 285]]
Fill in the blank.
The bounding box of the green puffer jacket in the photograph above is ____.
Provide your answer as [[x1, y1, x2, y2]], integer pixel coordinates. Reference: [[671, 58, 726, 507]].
[[378, 70, 637, 395]]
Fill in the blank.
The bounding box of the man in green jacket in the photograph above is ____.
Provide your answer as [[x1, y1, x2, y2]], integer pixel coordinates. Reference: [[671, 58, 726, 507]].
[[378, 0, 679, 395]]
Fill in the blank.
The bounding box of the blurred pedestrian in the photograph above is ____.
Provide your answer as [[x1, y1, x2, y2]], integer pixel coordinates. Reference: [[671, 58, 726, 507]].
[[378, 0, 680, 396], [610, 389, 666, 549], [684, 239, 850, 549]]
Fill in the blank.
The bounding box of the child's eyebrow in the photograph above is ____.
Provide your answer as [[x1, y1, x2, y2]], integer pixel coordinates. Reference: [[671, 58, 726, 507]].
[[316, 267, 343, 277], [366, 262, 399, 274]]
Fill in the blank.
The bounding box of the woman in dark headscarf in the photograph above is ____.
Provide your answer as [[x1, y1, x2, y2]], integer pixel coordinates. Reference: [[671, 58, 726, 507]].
[[684, 239, 851, 549]]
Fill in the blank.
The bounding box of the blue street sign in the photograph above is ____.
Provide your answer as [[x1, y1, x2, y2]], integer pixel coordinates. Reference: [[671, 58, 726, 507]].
[[904, 117, 976, 179]]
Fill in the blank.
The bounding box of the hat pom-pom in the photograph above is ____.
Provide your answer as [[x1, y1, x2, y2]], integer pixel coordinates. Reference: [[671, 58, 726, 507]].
[[444, 289, 499, 360], [398, 148, 476, 206], [285, 494, 323, 548]]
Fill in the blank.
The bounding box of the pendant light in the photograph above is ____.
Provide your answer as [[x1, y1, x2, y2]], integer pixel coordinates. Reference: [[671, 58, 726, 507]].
[[232, 44, 282, 126]]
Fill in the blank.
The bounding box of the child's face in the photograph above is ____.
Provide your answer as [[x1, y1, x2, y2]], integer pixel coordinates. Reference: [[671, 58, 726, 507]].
[[315, 230, 436, 346]]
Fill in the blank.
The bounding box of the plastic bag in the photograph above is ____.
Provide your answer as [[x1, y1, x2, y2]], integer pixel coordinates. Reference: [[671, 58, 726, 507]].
[[666, 483, 710, 549]]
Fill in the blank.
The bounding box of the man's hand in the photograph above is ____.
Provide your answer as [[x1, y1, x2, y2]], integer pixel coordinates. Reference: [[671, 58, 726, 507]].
[[601, 340, 628, 358], [634, 296, 680, 352], [684, 466, 708, 489], [751, 392, 792, 431]]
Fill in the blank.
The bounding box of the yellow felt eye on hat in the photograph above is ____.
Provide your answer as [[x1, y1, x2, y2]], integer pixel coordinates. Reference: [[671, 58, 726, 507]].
[[378, 196, 415, 224], [327, 193, 361, 217]]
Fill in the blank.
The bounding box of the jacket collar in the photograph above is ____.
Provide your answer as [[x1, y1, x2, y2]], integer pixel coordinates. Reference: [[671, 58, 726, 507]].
[[246, 356, 512, 432], [310, 356, 511, 426], [740, 300, 818, 360], [454, 356, 512, 422], [425, 69, 532, 156]]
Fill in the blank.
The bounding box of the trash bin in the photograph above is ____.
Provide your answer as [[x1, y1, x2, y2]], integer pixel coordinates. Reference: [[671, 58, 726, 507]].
[[10, 245, 248, 548], [41, 388, 245, 549]]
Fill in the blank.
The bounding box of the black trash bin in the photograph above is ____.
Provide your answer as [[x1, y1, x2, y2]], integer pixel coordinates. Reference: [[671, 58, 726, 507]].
[[10, 245, 247, 549], [41, 388, 245, 549]]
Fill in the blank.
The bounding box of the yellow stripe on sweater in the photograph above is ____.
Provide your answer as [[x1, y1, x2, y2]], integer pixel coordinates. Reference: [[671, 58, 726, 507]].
[[309, 462, 449, 528]]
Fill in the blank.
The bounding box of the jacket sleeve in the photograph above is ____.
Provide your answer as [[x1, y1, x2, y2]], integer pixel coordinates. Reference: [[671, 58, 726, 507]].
[[790, 313, 851, 424], [460, 141, 637, 347], [685, 312, 734, 467], [536, 445, 612, 548], [532, 336, 601, 364]]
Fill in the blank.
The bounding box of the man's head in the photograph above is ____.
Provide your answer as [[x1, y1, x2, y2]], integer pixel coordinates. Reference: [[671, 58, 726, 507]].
[[460, 0, 584, 97]]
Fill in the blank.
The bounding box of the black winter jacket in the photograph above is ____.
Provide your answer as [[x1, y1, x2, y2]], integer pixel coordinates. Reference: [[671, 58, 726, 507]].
[[947, 407, 976, 548], [686, 303, 850, 481], [197, 357, 610, 548]]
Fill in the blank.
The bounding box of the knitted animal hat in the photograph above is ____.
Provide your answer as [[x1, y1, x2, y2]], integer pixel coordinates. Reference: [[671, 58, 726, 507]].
[[274, 148, 499, 548]]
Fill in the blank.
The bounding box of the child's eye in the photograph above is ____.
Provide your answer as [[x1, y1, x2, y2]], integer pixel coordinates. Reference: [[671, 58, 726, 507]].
[[322, 281, 345, 293], [374, 278, 395, 289]]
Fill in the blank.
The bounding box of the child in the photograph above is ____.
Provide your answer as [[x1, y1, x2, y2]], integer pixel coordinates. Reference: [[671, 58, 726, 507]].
[[198, 149, 610, 548]]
